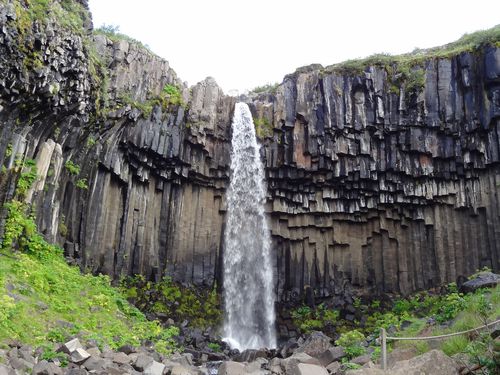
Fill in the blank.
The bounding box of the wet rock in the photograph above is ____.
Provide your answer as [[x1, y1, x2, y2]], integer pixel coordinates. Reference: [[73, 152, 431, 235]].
[[234, 349, 269, 362]]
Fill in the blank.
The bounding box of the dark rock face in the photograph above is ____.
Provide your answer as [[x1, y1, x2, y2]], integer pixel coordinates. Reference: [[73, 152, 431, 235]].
[[252, 48, 500, 299], [0, 1, 499, 304]]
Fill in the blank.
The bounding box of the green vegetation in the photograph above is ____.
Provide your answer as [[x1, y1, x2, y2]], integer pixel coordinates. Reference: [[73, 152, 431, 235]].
[[254, 117, 273, 138], [9, 0, 89, 71], [0, 201, 180, 353], [0, 167, 180, 354], [14, 159, 37, 199], [64, 160, 80, 175], [116, 84, 185, 119], [326, 24, 500, 77], [393, 284, 500, 373], [121, 275, 221, 329], [76, 178, 88, 190], [207, 342, 221, 352], [250, 83, 279, 95], [94, 24, 151, 52], [335, 330, 366, 360], [291, 304, 339, 334]]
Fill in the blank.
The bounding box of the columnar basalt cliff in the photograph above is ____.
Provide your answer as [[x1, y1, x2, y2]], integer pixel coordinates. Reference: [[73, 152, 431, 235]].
[[0, 1, 499, 305], [252, 49, 500, 300]]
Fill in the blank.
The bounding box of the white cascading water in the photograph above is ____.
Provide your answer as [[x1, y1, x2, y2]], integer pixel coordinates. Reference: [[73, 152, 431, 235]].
[[222, 102, 276, 351]]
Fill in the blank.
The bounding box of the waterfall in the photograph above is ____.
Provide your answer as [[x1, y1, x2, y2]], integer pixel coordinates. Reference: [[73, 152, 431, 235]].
[[222, 102, 276, 351]]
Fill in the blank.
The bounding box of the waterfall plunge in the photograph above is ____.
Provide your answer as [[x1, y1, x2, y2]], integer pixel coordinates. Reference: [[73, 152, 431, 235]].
[[222, 103, 276, 351]]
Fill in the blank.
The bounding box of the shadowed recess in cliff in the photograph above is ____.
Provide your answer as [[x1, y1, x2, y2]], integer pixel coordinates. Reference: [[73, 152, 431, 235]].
[[222, 103, 276, 350]]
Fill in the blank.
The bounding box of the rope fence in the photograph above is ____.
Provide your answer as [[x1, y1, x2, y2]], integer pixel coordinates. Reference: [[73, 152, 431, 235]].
[[380, 318, 500, 370]]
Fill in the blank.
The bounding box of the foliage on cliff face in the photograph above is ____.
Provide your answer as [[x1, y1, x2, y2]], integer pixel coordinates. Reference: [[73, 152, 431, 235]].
[[120, 275, 222, 329], [0, 183, 179, 353]]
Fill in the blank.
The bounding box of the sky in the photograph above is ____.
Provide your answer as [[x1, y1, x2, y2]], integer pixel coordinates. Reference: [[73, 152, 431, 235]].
[[88, 0, 500, 94]]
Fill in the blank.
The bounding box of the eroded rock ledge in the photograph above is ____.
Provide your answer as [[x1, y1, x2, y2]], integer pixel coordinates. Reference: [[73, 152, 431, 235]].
[[0, 1, 499, 305]]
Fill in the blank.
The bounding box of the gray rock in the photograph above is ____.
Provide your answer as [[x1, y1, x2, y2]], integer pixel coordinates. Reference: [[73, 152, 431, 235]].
[[346, 349, 458, 374], [59, 339, 83, 355], [0, 364, 14, 375], [317, 347, 346, 366], [290, 363, 329, 375], [294, 332, 332, 357], [460, 272, 500, 293], [133, 354, 154, 371], [9, 357, 33, 372], [170, 364, 194, 375], [326, 361, 341, 374], [32, 360, 63, 375], [143, 360, 165, 375], [85, 347, 101, 357], [282, 353, 322, 374], [112, 352, 131, 365], [350, 354, 371, 366], [64, 369, 89, 375], [70, 348, 90, 363], [82, 356, 106, 372], [217, 361, 246, 375]]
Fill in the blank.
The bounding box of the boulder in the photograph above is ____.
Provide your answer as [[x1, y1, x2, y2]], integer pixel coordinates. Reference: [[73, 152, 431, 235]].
[[70, 348, 90, 363], [460, 272, 500, 293], [143, 360, 166, 375], [82, 356, 106, 372], [350, 354, 371, 366], [218, 361, 246, 375], [290, 363, 329, 375], [170, 365, 194, 375], [317, 347, 346, 366], [294, 331, 332, 357], [282, 352, 322, 374], [133, 354, 154, 371], [0, 364, 13, 375], [112, 351, 131, 365], [326, 361, 342, 374], [234, 348, 269, 362], [59, 338, 83, 354], [31, 360, 63, 375]]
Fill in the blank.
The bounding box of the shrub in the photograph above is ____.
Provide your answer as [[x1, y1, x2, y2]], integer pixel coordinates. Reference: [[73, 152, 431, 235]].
[[335, 330, 366, 359], [65, 160, 80, 175]]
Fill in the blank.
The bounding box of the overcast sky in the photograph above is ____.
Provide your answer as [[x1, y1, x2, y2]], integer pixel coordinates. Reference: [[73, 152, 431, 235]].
[[88, 0, 499, 94]]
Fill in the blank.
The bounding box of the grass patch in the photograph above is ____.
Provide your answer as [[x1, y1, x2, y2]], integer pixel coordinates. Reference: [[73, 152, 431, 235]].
[[250, 83, 279, 95], [116, 84, 185, 119], [324, 24, 500, 77], [94, 24, 152, 52], [0, 199, 179, 353]]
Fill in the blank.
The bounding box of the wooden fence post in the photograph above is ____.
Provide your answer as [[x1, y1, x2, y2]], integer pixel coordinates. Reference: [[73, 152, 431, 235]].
[[381, 327, 387, 370]]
